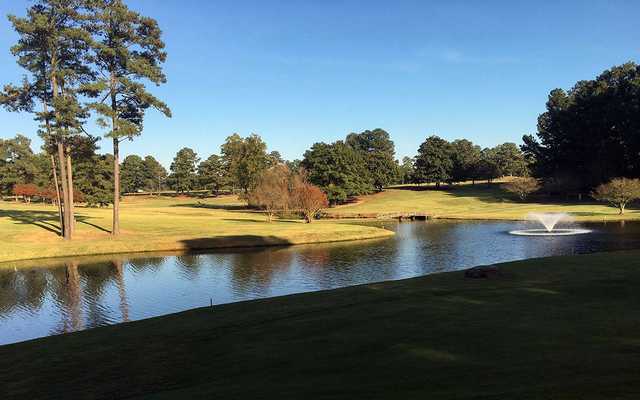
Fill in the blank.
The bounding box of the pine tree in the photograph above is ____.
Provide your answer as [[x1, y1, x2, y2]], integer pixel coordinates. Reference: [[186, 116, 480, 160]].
[[85, 0, 171, 235], [1, 0, 93, 239]]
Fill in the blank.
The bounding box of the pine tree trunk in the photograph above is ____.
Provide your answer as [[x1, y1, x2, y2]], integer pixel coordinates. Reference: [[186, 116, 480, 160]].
[[57, 142, 71, 240], [66, 148, 75, 236], [112, 137, 120, 236], [51, 155, 64, 236], [51, 54, 72, 240]]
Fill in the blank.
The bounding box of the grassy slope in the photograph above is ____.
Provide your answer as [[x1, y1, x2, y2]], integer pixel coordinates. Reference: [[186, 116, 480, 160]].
[[2, 251, 640, 399], [328, 184, 640, 221], [0, 196, 393, 263]]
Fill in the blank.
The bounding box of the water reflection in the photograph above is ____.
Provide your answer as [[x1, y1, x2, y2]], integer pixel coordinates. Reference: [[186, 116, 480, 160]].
[[1, 220, 639, 345]]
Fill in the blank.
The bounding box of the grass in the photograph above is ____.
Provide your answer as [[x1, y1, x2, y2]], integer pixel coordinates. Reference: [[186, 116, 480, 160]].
[[0, 195, 393, 264], [328, 183, 640, 221], [3, 250, 640, 399]]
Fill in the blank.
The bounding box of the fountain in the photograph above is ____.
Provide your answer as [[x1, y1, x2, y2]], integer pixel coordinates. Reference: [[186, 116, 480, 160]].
[[509, 212, 591, 236]]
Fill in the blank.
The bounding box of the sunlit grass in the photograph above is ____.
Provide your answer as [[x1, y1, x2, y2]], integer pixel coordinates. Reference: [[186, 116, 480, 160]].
[[0, 195, 393, 263], [329, 183, 640, 221]]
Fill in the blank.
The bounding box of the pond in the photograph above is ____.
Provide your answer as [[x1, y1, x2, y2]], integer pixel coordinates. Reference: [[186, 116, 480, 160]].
[[1, 219, 639, 345]]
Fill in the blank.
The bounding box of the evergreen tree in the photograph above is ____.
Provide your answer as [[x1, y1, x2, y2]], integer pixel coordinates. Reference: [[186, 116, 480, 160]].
[[169, 147, 199, 192], [450, 139, 481, 183], [493, 142, 527, 177], [0, 135, 38, 194], [120, 155, 146, 193], [398, 156, 414, 184], [220, 133, 270, 193], [302, 141, 373, 204], [1, 0, 93, 239], [85, 0, 171, 235], [346, 128, 397, 191], [414, 136, 453, 188], [142, 155, 166, 192], [198, 154, 225, 193], [477, 147, 500, 183], [524, 62, 640, 191]]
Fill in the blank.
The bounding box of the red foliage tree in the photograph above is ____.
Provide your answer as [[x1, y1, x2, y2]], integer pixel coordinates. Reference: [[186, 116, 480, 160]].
[[292, 181, 329, 223], [37, 187, 58, 203], [13, 183, 39, 203]]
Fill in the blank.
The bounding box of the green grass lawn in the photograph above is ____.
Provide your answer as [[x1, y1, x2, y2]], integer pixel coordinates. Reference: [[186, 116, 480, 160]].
[[2, 250, 640, 399], [329, 183, 640, 221], [0, 195, 393, 263]]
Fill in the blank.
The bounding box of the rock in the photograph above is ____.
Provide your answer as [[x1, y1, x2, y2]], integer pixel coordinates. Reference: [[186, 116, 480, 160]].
[[464, 266, 501, 279]]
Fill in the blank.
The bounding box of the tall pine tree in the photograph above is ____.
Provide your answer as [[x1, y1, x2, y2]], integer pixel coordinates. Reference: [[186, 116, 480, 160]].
[[85, 0, 171, 235], [2, 0, 92, 239]]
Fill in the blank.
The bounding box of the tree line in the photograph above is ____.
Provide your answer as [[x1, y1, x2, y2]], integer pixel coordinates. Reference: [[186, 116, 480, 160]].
[[301, 130, 528, 203], [0, 0, 170, 239], [1, 129, 530, 206], [523, 61, 640, 193]]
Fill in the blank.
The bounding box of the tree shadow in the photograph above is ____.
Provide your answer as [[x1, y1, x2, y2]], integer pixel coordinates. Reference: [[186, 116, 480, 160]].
[[0, 209, 62, 235], [180, 235, 293, 251], [0, 209, 111, 235], [222, 218, 301, 224], [77, 219, 111, 234], [390, 183, 605, 206], [169, 203, 249, 211]]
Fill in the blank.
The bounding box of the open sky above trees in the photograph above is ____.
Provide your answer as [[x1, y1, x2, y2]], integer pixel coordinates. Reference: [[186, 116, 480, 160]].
[[1, 0, 639, 167]]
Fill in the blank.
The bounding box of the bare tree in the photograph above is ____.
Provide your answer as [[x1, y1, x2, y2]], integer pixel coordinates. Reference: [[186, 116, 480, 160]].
[[291, 175, 329, 223], [247, 165, 290, 222]]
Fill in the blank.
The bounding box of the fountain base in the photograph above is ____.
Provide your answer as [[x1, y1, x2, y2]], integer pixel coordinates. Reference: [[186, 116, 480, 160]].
[[509, 228, 592, 236]]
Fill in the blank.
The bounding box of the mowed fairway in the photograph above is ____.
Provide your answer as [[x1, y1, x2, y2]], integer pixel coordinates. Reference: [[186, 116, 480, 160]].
[[329, 183, 640, 221], [0, 195, 393, 263], [2, 250, 640, 399]]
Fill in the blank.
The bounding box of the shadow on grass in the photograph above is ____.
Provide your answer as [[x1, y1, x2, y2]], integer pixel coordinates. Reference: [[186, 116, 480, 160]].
[[222, 218, 301, 224], [392, 183, 507, 203], [180, 235, 293, 250], [391, 183, 619, 208], [170, 202, 249, 211], [0, 209, 111, 235]]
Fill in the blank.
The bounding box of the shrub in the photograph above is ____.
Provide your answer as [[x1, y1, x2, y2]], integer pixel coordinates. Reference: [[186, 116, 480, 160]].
[[503, 177, 540, 201], [592, 178, 640, 214]]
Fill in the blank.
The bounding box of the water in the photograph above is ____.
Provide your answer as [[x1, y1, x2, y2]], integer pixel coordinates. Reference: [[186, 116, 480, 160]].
[[1, 220, 639, 345], [528, 212, 571, 232]]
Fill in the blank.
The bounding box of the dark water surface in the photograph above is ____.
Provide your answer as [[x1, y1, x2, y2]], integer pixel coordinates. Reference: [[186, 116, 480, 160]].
[[2, 220, 639, 345]]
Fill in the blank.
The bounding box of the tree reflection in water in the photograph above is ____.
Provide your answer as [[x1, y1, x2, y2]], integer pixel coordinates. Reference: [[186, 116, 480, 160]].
[[2, 220, 640, 345]]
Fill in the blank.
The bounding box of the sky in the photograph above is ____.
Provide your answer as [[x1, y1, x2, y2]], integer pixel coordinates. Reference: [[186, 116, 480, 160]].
[[1, 0, 639, 167]]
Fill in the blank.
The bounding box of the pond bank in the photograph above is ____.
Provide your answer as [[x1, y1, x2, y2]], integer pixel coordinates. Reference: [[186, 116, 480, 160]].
[[3, 250, 640, 399], [0, 223, 394, 265], [0, 197, 394, 265]]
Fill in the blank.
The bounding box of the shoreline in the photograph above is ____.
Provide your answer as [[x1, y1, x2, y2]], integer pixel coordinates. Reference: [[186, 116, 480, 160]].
[[1, 213, 635, 266], [3, 249, 640, 398], [0, 225, 395, 266]]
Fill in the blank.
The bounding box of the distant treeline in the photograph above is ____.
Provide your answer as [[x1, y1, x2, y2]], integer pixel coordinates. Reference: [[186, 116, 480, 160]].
[[3, 61, 638, 206], [0, 130, 528, 205]]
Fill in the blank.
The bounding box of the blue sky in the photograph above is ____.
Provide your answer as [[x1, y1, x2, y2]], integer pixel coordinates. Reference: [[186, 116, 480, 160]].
[[1, 0, 638, 167]]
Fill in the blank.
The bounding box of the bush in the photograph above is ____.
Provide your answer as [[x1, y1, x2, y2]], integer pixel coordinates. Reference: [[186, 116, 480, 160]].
[[503, 177, 540, 201], [592, 178, 640, 214]]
